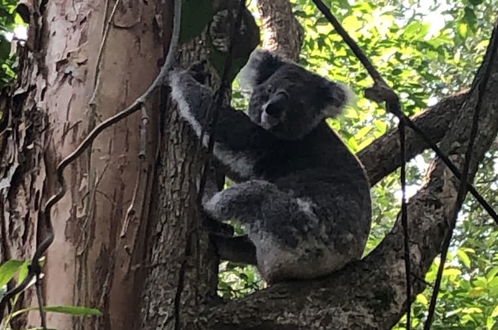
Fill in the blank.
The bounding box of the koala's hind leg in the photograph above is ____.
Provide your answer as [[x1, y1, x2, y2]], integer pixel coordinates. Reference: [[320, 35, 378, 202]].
[[203, 180, 319, 245]]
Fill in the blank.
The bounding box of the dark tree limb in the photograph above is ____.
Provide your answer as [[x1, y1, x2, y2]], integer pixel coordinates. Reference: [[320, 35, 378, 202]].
[[191, 24, 498, 330], [359, 92, 468, 186]]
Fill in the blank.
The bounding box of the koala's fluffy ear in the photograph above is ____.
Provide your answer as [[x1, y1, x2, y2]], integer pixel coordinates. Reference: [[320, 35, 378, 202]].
[[239, 50, 286, 90], [321, 82, 355, 118]]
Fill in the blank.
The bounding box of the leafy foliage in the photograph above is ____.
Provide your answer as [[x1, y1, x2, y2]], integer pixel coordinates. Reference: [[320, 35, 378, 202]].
[[0, 259, 101, 329], [0, 0, 19, 89]]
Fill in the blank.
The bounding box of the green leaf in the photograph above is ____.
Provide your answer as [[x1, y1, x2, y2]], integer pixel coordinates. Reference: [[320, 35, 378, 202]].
[[492, 305, 498, 318], [443, 268, 462, 277], [468, 286, 486, 297], [0, 35, 11, 60], [486, 266, 498, 280], [17, 260, 31, 283], [462, 7, 477, 28], [458, 249, 472, 268], [179, 0, 213, 43], [342, 16, 362, 31], [403, 21, 429, 40], [44, 306, 102, 316], [461, 307, 483, 314], [416, 293, 428, 307], [457, 22, 468, 39], [0, 260, 24, 288]]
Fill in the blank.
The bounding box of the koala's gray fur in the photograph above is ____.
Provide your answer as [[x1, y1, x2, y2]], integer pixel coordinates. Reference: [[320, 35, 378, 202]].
[[169, 50, 371, 284]]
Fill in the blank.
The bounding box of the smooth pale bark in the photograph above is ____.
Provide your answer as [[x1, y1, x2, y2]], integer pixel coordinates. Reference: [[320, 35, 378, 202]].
[[0, 1, 166, 329]]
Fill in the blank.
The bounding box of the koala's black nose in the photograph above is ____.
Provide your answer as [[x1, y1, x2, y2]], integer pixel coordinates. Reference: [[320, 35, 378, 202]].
[[265, 90, 289, 117]]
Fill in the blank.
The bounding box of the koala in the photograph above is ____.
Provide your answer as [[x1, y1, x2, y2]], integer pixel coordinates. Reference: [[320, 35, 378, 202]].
[[169, 50, 371, 284]]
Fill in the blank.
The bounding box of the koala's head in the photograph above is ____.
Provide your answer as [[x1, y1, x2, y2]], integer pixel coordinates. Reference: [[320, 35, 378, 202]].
[[239, 50, 352, 140]]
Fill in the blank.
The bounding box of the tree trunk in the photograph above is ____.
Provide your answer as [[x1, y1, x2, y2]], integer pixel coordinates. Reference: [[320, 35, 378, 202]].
[[256, 0, 304, 61], [139, 2, 259, 328], [1, 1, 166, 329]]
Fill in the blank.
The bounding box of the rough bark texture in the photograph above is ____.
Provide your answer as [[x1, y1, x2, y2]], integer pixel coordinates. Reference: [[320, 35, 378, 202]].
[[191, 28, 498, 330], [256, 0, 304, 61], [0, 1, 165, 329], [139, 2, 259, 329], [139, 38, 217, 329]]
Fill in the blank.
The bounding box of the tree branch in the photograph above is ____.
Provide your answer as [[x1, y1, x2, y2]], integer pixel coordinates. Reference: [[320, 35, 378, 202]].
[[359, 92, 468, 186]]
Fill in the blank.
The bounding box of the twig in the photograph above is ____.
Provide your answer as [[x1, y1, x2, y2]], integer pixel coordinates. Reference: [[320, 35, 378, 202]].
[[0, 0, 182, 321], [424, 19, 498, 330], [35, 272, 47, 330], [399, 120, 411, 329]]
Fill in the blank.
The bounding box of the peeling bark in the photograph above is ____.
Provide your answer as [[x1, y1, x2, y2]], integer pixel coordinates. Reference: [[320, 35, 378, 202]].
[[1, 1, 165, 329]]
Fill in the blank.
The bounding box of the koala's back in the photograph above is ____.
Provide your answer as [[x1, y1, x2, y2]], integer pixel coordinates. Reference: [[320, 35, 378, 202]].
[[246, 122, 371, 282]]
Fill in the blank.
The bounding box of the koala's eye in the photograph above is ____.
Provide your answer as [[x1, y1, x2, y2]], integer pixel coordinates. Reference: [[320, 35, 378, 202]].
[[266, 84, 275, 94]]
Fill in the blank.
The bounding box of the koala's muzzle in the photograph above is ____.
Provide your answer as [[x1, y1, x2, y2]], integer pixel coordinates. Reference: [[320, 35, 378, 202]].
[[261, 90, 289, 129]]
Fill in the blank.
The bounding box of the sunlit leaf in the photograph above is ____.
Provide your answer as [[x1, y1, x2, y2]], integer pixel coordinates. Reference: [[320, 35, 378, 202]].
[[458, 249, 472, 268], [0, 260, 24, 288]]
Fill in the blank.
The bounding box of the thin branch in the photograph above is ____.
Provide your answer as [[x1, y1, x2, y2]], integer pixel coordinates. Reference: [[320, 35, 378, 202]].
[[399, 120, 411, 329]]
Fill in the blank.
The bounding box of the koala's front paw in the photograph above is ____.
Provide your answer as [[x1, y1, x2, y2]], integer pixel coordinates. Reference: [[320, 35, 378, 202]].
[[202, 191, 223, 219], [187, 60, 211, 86]]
